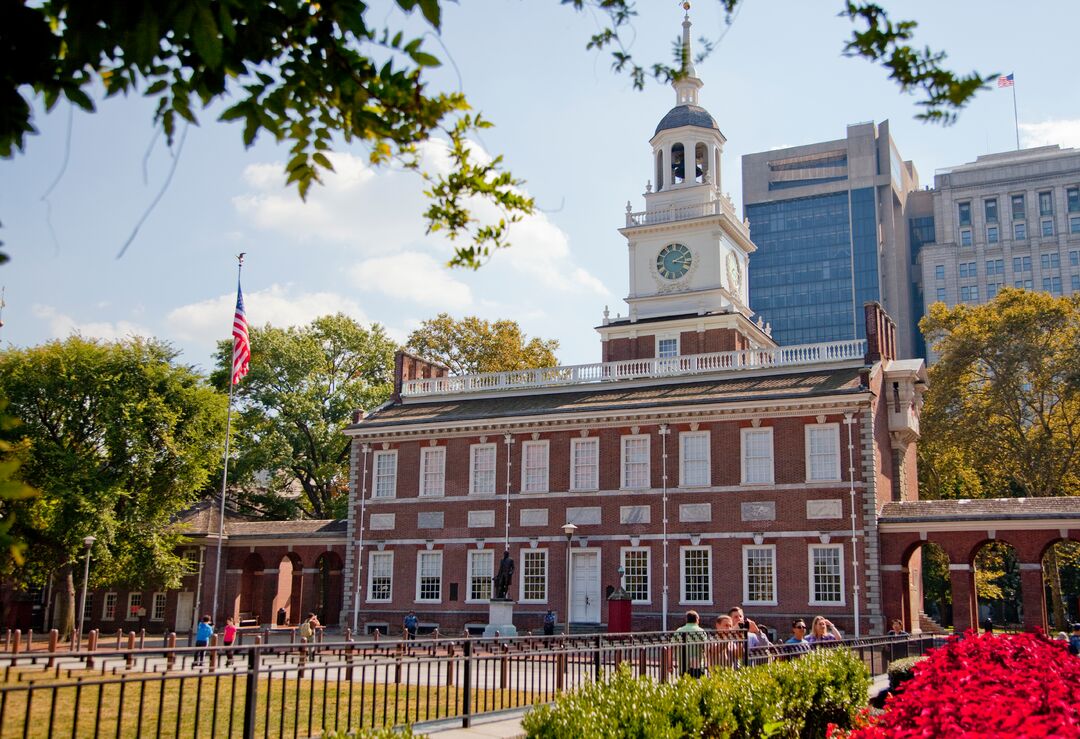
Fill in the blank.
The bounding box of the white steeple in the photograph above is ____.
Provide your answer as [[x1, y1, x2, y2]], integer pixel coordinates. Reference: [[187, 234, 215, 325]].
[[673, 3, 703, 107]]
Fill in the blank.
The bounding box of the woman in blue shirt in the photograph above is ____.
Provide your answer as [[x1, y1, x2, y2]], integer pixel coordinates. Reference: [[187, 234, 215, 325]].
[[194, 615, 214, 666]]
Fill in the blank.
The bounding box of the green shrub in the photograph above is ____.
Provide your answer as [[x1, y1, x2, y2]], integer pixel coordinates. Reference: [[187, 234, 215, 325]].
[[522, 648, 870, 739], [886, 656, 926, 691]]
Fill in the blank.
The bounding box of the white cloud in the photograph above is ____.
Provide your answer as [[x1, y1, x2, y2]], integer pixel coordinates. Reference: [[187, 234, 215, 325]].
[[32, 305, 152, 341], [165, 284, 370, 346], [1019, 119, 1080, 149], [351, 251, 473, 309], [494, 214, 612, 297]]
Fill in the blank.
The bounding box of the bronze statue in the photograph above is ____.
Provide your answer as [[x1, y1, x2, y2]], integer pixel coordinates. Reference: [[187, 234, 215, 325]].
[[493, 550, 515, 600]]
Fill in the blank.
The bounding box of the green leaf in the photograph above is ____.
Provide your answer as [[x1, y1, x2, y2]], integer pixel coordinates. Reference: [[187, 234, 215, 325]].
[[418, 0, 442, 29], [311, 152, 333, 170], [410, 51, 441, 68], [145, 80, 169, 95], [192, 5, 223, 69]]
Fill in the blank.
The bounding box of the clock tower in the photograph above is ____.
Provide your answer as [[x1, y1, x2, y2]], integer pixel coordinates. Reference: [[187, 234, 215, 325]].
[[598, 5, 774, 362]]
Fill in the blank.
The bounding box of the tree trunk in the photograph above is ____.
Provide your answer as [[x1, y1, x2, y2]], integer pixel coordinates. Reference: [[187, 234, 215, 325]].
[[1044, 546, 1069, 631], [52, 563, 75, 639]]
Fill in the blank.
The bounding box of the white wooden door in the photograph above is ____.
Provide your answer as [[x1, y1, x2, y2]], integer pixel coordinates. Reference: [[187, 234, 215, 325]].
[[570, 551, 601, 622], [174, 591, 194, 633]]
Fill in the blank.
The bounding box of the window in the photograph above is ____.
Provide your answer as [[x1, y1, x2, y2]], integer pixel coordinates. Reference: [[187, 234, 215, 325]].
[[621, 435, 650, 489], [987, 225, 999, 244], [415, 551, 442, 602], [1042, 219, 1055, 237], [957, 201, 971, 227], [935, 287, 946, 302], [520, 550, 547, 602], [742, 545, 777, 605], [467, 550, 493, 602], [809, 545, 845, 605], [470, 443, 497, 495], [1072, 251, 1080, 267], [126, 593, 142, 621], [1041, 253, 1060, 270], [621, 548, 650, 603], [959, 262, 976, 278], [987, 282, 1002, 299], [1013, 255, 1032, 273], [679, 431, 710, 487], [1014, 279, 1033, 290], [986, 259, 1004, 276], [984, 198, 998, 223], [806, 423, 840, 481], [960, 285, 979, 302], [373, 450, 397, 499], [1073, 275, 1080, 292], [1039, 190, 1054, 217], [657, 337, 679, 359], [1011, 194, 1026, 220], [960, 229, 972, 247], [934, 264, 945, 281], [103, 593, 117, 621], [419, 446, 446, 497], [151, 592, 166, 622], [1072, 216, 1080, 235], [368, 552, 393, 602], [1042, 276, 1063, 295], [1014, 222, 1027, 240], [1068, 187, 1080, 213], [570, 437, 599, 491], [681, 547, 711, 604], [83, 593, 94, 622], [741, 428, 774, 485], [521, 441, 549, 493]]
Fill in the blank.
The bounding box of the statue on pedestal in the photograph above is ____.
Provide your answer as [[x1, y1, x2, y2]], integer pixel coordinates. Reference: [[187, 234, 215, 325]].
[[493, 550, 515, 600]]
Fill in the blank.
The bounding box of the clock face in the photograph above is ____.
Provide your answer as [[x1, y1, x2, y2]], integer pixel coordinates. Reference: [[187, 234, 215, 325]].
[[656, 243, 692, 280], [726, 252, 742, 293]]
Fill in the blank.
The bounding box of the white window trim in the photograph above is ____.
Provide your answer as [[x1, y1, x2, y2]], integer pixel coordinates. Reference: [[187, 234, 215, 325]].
[[808, 544, 846, 606], [569, 437, 599, 492], [740, 427, 775, 485], [520, 440, 550, 494], [419, 446, 446, 498], [469, 443, 498, 496], [372, 450, 398, 499], [742, 544, 778, 606], [519, 548, 549, 604], [656, 334, 680, 359], [466, 550, 494, 603], [103, 592, 118, 621], [620, 434, 651, 490], [151, 592, 166, 622], [126, 593, 142, 621], [620, 547, 651, 605], [805, 423, 841, 482], [679, 545, 712, 605], [367, 551, 393, 603], [415, 551, 443, 603], [678, 430, 711, 488]]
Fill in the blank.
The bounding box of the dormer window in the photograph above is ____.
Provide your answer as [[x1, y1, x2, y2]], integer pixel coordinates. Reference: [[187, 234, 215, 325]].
[[657, 337, 679, 359]]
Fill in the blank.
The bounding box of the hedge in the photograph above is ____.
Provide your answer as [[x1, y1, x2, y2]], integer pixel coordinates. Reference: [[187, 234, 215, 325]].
[[884, 656, 925, 691], [522, 648, 870, 738]]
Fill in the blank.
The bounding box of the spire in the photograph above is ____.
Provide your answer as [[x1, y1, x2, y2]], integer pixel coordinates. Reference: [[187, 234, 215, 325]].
[[673, 2, 703, 106]]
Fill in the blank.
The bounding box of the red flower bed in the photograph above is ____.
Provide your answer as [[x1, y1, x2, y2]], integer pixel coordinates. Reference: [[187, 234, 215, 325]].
[[833, 631, 1080, 738]]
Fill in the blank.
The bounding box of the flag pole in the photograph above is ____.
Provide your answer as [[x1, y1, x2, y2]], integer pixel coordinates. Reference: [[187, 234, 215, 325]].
[[1011, 78, 1020, 151], [210, 253, 245, 628]]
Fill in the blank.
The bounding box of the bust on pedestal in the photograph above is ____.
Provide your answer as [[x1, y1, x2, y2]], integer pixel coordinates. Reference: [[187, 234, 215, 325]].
[[483, 551, 517, 637]]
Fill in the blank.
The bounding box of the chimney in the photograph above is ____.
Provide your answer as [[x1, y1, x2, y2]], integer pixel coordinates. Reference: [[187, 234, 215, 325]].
[[863, 301, 897, 364], [392, 350, 450, 403]]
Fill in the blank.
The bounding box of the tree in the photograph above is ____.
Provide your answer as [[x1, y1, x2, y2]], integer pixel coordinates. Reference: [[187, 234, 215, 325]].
[[406, 314, 559, 375], [1, 1, 991, 266], [0, 337, 226, 636], [919, 288, 1080, 629], [213, 314, 396, 520]]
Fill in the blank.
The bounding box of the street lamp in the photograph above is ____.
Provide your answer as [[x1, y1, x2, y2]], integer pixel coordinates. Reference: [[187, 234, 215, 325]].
[[561, 523, 577, 635], [77, 535, 96, 642]]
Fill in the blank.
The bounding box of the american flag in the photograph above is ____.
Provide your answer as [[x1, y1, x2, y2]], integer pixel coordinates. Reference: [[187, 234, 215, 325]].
[[231, 285, 251, 385], [997, 73, 1014, 88]]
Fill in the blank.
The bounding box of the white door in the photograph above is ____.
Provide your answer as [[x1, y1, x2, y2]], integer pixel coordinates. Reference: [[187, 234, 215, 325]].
[[570, 551, 601, 622], [174, 591, 194, 633]]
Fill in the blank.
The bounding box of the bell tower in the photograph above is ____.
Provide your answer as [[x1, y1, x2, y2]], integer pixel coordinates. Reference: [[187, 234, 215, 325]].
[[598, 4, 774, 363]]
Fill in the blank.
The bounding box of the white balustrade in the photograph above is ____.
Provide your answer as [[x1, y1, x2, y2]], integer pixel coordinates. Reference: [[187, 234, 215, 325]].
[[401, 339, 867, 398], [625, 197, 740, 227]]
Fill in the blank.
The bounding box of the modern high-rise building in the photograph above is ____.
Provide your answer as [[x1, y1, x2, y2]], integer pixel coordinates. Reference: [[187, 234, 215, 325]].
[[916, 146, 1080, 326], [742, 122, 921, 357]]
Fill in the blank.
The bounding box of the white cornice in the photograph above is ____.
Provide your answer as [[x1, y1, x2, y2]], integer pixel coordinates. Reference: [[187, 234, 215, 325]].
[[878, 518, 1080, 533]]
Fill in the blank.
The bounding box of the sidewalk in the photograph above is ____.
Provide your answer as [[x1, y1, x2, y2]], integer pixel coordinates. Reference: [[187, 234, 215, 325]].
[[424, 709, 528, 738]]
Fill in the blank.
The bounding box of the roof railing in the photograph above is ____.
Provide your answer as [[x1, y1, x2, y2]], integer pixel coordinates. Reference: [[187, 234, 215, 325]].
[[401, 339, 866, 398]]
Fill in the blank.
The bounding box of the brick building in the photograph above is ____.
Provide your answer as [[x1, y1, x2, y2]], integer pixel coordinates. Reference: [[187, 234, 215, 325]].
[[339, 12, 927, 638]]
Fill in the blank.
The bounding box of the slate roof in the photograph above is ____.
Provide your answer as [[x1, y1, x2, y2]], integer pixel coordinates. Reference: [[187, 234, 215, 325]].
[[655, 104, 722, 136], [356, 367, 866, 430], [880, 497, 1080, 523], [226, 519, 347, 538]]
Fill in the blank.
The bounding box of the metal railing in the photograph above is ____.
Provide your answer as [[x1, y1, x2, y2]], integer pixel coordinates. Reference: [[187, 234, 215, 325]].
[[0, 629, 939, 738], [401, 340, 868, 398]]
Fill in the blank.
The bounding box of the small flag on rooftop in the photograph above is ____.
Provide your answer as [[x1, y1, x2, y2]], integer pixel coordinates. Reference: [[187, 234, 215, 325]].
[[997, 73, 1014, 88]]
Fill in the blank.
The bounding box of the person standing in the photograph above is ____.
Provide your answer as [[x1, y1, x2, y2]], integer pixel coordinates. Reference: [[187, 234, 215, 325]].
[[785, 619, 811, 653], [403, 611, 418, 641], [222, 616, 238, 667], [728, 606, 772, 649], [194, 615, 213, 666], [806, 616, 842, 644], [674, 610, 707, 678], [543, 609, 556, 636], [887, 618, 908, 636], [1069, 623, 1080, 656]]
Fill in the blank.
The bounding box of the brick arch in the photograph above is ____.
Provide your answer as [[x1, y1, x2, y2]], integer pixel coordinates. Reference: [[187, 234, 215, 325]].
[[315, 551, 344, 626], [270, 552, 304, 627], [238, 553, 265, 622]]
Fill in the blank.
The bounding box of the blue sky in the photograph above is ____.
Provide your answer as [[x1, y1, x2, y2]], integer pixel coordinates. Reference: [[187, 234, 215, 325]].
[[2, 1, 1079, 371]]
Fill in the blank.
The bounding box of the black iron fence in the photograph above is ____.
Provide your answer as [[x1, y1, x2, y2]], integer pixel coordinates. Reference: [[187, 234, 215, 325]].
[[0, 629, 942, 738]]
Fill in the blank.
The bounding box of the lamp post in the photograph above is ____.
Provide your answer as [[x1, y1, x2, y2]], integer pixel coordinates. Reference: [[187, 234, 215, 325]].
[[561, 523, 577, 635], [77, 535, 96, 641]]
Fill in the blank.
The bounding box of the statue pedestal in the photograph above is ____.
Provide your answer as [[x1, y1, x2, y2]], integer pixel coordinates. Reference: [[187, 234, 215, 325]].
[[482, 598, 517, 637]]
